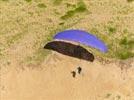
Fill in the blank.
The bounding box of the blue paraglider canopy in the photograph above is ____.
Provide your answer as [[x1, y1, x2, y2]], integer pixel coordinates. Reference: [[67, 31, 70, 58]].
[[54, 30, 108, 52]]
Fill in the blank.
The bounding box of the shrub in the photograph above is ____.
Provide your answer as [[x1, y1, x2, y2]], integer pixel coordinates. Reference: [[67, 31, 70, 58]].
[[24, 0, 32, 2]]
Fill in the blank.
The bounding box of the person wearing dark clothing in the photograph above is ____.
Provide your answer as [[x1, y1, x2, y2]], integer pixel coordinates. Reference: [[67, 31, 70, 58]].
[[71, 71, 76, 78], [77, 67, 82, 74]]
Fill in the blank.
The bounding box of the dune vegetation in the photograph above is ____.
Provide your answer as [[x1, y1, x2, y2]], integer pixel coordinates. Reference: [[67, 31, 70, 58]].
[[0, 0, 134, 66]]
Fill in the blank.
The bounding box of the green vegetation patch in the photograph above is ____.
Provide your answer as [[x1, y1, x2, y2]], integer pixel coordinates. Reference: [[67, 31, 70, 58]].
[[61, 10, 76, 20], [104, 21, 117, 35], [61, 1, 88, 20], [75, 1, 88, 12], [1, 0, 9, 1], [119, 36, 134, 49], [108, 27, 116, 34], [116, 51, 134, 60], [24, 0, 32, 2], [66, 3, 76, 9], [127, 0, 134, 2], [53, 0, 63, 5], [37, 3, 46, 8], [105, 93, 112, 98], [115, 36, 134, 60], [89, 26, 134, 60]]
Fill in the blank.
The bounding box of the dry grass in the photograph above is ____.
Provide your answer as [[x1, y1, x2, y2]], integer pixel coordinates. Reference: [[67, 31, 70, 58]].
[[0, 0, 134, 66]]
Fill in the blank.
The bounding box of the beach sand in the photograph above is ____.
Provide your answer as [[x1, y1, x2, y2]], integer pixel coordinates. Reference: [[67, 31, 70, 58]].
[[1, 52, 134, 100]]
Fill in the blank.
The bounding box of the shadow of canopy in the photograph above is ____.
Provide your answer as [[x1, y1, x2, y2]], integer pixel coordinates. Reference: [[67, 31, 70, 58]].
[[44, 41, 94, 62]]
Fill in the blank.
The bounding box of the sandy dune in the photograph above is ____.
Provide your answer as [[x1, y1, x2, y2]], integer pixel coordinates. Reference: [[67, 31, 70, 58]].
[[1, 52, 134, 100]]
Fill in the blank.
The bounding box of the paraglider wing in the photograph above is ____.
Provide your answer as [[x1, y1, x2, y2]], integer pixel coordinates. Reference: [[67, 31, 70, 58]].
[[54, 30, 108, 52], [44, 41, 94, 62]]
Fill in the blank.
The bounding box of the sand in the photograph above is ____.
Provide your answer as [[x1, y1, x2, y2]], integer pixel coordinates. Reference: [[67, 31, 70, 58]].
[[1, 52, 134, 100]]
